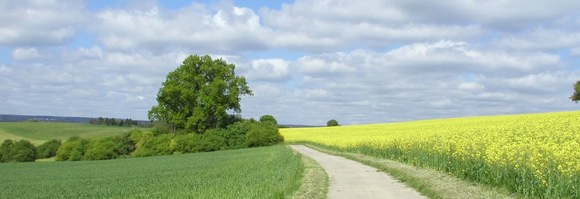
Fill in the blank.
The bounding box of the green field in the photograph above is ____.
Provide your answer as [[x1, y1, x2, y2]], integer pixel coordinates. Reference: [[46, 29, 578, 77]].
[[0, 122, 138, 145], [0, 144, 303, 198]]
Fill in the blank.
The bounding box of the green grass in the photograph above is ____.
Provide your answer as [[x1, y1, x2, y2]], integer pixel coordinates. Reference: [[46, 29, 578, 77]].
[[0, 144, 304, 198], [290, 150, 328, 199], [0, 122, 138, 144]]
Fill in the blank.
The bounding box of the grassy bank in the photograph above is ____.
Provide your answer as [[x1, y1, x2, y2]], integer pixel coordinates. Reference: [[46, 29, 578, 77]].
[[0, 145, 303, 198]]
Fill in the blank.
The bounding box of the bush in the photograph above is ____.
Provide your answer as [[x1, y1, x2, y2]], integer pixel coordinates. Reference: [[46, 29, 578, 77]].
[[327, 119, 339, 127], [132, 133, 175, 157], [200, 129, 228, 152], [113, 132, 135, 157], [37, 139, 62, 159], [174, 133, 203, 153], [56, 137, 90, 161], [0, 140, 37, 162], [259, 115, 278, 126], [222, 121, 252, 149], [85, 138, 118, 160], [1, 139, 15, 163], [246, 123, 284, 147], [151, 120, 175, 135]]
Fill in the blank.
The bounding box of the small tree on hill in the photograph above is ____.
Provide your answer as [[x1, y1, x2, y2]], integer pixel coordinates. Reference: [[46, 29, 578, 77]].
[[327, 119, 339, 127], [571, 80, 580, 103]]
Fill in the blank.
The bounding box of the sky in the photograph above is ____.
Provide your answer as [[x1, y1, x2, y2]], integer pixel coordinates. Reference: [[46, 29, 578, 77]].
[[1, 0, 579, 125]]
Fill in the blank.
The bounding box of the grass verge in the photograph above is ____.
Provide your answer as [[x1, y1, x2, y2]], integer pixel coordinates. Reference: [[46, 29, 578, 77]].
[[289, 147, 329, 199], [303, 144, 518, 199]]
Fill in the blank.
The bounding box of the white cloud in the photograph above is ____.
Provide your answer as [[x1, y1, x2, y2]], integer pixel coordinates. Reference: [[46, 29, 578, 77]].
[[247, 59, 291, 81], [0, 0, 87, 46], [12, 47, 43, 61], [95, 4, 270, 52]]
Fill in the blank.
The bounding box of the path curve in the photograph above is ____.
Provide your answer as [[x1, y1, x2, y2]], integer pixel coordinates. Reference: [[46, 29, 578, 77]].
[[290, 145, 426, 199]]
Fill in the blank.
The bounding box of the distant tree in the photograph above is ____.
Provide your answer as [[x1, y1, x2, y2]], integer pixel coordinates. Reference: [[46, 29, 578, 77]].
[[148, 54, 253, 133], [571, 80, 580, 103], [327, 119, 339, 127], [259, 115, 278, 126], [37, 139, 62, 159]]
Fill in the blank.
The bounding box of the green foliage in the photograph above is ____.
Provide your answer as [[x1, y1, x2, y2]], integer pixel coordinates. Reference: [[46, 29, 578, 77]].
[[0, 139, 14, 163], [112, 133, 135, 156], [259, 115, 278, 125], [37, 139, 62, 159], [85, 138, 118, 160], [148, 54, 253, 133], [56, 137, 90, 161], [174, 133, 203, 153], [151, 119, 174, 135], [1, 139, 37, 162], [571, 80, 580, 103], [132, 134, 175, 157], [327, 119, 339, 127], [246, 123, 284, 147], [0, 145, 304, 198], [200, 129, 228, 152]]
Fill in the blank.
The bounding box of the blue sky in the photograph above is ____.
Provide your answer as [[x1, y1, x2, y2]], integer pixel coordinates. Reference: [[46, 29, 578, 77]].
[[1, 0, 579, 125]]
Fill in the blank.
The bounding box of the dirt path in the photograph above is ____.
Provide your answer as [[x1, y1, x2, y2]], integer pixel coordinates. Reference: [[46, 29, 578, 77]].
[[290, 145, 426, 199]]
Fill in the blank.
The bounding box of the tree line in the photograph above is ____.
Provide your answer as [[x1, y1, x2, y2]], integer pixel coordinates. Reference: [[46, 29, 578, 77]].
[[89, 117, 142, 127]]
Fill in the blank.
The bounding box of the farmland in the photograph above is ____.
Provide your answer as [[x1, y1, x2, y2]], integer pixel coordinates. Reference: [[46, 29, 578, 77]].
[[0, 144, 303, 198], [281, 111, 580, 199], [0, 122, 137, 145]]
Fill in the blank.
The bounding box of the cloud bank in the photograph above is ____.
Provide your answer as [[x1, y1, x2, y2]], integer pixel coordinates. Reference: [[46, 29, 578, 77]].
[[1, 0, 579, 125]]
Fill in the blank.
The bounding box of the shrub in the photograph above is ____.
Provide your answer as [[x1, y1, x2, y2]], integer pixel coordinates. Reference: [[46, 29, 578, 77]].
[[37, 139, 62, 159], [85, 138, 118, 160], [151, 120, 174, 135], [259, 115, 278, 126], [1, 139, 15, 163], [246, 123, 284, 147], [133, 133, 175, 157], [222, 121, 253, 149], [113, 133, 135, 157], [174, 133, 203, 153], [56, 137, 90, 161], [0, 140, 37, 162], [200, 129, 228, 152]]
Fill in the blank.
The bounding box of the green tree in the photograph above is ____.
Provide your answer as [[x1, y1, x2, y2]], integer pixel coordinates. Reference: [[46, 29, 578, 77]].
[[148, 55, 253, 133], [571, 80, 580, 103], [11, 140, 37, 162], [259, 115, 278, 126], [37, 139, 62, 159], [327, 119, 339, 127]]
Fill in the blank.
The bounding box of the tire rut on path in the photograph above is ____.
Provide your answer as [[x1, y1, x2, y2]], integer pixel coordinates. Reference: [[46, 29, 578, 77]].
[[290, 145, 426, 199]]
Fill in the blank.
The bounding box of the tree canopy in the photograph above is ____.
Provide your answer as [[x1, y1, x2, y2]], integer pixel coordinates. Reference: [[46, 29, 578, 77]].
[[148, 55, 253, 133], [259, 115, 278, 125], [571, 80, 580, 103], [327, 119, 339, 127]]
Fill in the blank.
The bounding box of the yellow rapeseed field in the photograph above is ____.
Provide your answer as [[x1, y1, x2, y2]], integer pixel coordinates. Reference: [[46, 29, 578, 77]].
[[282, 111, 580, 198]]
